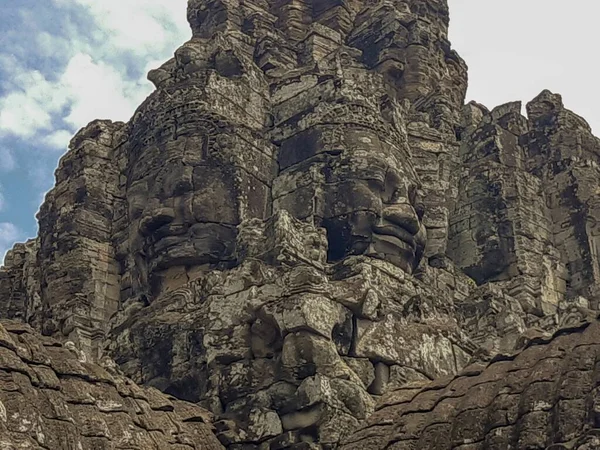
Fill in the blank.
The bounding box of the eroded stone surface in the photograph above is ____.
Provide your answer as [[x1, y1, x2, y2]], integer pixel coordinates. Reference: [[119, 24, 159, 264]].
[[1, 0, 470, 354], [1, 0, 600, 448], [0, 320, 222, 449], [342, 317, 600, 450], [106, 211, 477, 447]]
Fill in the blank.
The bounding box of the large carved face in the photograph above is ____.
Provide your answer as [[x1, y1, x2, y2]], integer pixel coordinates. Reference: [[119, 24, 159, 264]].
[[128, 150, 238, 263], [126, 122, 235, 295], [120, 36, 275, 299], [126, 94, 274, 297], [321, 142, 426, 273], [275, 106, 426, 274]]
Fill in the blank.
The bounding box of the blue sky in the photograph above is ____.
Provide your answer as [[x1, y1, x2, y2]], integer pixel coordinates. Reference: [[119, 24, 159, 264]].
[[0, 0, 189, 257], [0, 0, 599, 260]]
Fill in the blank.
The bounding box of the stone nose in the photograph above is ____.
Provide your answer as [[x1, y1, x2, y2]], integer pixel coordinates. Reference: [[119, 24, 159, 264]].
[[382, 203, 421, 236]]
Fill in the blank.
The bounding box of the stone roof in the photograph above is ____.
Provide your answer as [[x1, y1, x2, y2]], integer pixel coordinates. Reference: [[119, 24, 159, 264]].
[[0, 319, 223, 450], [341, 317, 600, 450]]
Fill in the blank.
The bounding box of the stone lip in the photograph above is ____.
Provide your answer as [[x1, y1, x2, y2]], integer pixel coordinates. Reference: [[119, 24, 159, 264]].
[[369, 210, 427, 274], [372, 223, 418, 251]]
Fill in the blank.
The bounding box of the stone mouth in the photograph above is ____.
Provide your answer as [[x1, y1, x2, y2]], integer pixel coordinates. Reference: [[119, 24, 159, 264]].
[[371, 223, 417, 252]]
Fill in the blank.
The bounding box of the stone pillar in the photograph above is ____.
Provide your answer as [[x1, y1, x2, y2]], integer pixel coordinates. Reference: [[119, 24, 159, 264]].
[[524, 90, 600, 308], [271, 0, 313, 42], [37, 120, 123, 360], [0, 240, 39, 322], [449, 101, 567, 315], [311, 0, 357, 35]]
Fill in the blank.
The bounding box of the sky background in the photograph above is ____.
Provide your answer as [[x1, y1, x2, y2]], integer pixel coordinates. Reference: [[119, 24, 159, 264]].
[[0, 0, 598, 260]]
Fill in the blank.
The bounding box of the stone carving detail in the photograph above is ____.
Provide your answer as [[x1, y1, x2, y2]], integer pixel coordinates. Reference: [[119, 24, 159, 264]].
[[449, 93, 600, 317], [0, 240, 39, 324], [1, 0, 600, 448], [106, 211, 476, 447], [272, 65, 427, 274], [121, 34, 276, 303]]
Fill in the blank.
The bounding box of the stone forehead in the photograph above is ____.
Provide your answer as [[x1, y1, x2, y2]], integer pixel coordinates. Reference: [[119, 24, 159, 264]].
[[277, 129, 419, 188]]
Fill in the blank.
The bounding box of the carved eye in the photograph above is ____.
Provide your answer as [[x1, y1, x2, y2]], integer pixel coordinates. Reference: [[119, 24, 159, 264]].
[[390, 188, 403, 203], [367, 177, 385, 193], [408, 185, 418, 205]]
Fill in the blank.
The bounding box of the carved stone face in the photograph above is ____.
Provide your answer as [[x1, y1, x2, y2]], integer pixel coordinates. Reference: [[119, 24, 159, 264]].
[[274, 93, 426, 273], [126, 122, 237, 295], [129, 151, 238, 265], [321, 147, 427, 273], [118, 36, 276, 299], [126, 92, 274, 297]]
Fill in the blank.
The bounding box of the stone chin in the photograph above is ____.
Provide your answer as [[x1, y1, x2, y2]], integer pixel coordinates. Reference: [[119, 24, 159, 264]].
[[144, 224, 235, 267]]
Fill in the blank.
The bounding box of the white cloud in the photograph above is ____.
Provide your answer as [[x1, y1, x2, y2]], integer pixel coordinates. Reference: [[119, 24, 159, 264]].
[[0, 52, 148, 142], [35, 31, 84, 59], [62, 0, 189, 56], [448, 0, 600, 132], [0, 0, 192, 263], [0, 0, 190, 148], [0, 147, 17, 172], [0, 54, 22, 90], [0, 67, 69, 139], [46, 130, 73, 150], [0, 223, 23, 265], [61, 53, 147, 127], [0, 90, 55, 139]]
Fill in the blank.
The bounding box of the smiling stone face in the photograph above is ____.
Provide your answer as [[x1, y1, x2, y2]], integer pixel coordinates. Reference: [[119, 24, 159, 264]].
[[126, 118, 275, 297], [281, 136, 426, 274], [273, 65, 426, 273], [121, 40, 276, 299], [321, 150, 426, 272]]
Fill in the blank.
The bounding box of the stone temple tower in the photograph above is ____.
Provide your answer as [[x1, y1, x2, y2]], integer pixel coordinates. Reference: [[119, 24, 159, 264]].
[[2, 1, 600, 449]]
